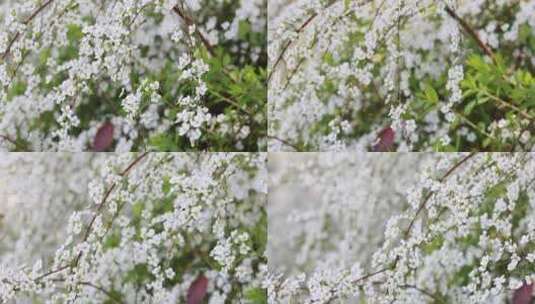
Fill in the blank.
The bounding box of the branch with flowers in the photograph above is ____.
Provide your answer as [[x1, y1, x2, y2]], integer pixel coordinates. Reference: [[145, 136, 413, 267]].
[[0, 0, 267, 152], [0, 152, 267, 303], [268, 0, 535, 152], [268, 152, 535, 303]]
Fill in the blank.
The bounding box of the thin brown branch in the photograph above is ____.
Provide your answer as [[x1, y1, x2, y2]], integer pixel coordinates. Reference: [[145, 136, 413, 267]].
[[33, 265, 70, 281], [53, 279, 125, 304], [75, 152, 148, 264], [403, 152, 476, 238], [2, 33, 21, 60], [444, 6, 496, 63], [326, 153, 476, 304], [352, 267, 389, 284], [206, 86, 256, 118], [274, 0, 418, 90], [120, 152, 149, 176], [268, 0, 384, 84], [79, 281, 124, 304], [485, 92, 534, 120], [0, 135, 18, 147], [30, 152, 149, 284], [267, 135, 302, 151], [172, 5, 215, 57], [324, 267, 391, 303], [401, 284, 445, 303], [2, 0, 55, 60], [26, 0, 55, 23], [267, 13, 318, 83], [171, 3, 255, 119], [66, 152, 148, 303]]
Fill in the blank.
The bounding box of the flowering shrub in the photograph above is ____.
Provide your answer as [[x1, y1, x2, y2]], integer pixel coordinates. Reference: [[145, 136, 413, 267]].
[[268, 153, 535, 303], [0, 0, 267, 152], [268, 0, 535, 151], [0, 152, 267, 303]]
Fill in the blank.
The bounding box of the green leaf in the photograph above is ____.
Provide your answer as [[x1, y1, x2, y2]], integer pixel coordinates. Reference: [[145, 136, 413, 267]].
[[149, 134, 179, 151], [252, 211, 267, 255], [7, 81, 27, 99], [423, 235, 444, 254], [162, 177, 172, 194], [238, 21, 251, 40], [124, 264, 154, 285], [467, 55, 488, 72], [450, 265, 473, 287], [103, 232, 121, 249], [244, 288, 267, 304], [66, 24, 83, 42], [477, 97, 490, 105], [132, 202, 144, 219], [464, 100, 477, 115], [424, 84, 439, 104], [344, 0, 351, 10], [102, 290, 124, 304]]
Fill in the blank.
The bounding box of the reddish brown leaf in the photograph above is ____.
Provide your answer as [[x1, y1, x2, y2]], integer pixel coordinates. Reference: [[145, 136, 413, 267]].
[[93, 122, 114, 152], [372, 126, 395, 152], [187, 275, 208, 304], [513, 282, 533, 304]]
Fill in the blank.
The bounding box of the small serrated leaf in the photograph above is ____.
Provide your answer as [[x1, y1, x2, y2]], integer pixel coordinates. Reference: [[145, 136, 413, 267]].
[[245, 287, 267, 304], [424, 84, 439, 104], [464, 100, 477, 115]]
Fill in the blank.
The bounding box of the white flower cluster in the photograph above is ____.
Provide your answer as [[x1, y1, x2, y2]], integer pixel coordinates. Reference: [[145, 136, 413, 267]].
[[0, 152, 267, 303], [268, 0, 535, 151], [175, 53, 212, 146], [0, 0, 266, 151], [268, 153, 535, 303]]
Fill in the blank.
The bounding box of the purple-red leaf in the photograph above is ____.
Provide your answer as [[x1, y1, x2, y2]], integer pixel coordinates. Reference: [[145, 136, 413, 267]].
[[93, 122, 114, 152], [513, 282, 533, 304], [187, 275, 208, 304], [372, 126, 395, 152]]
